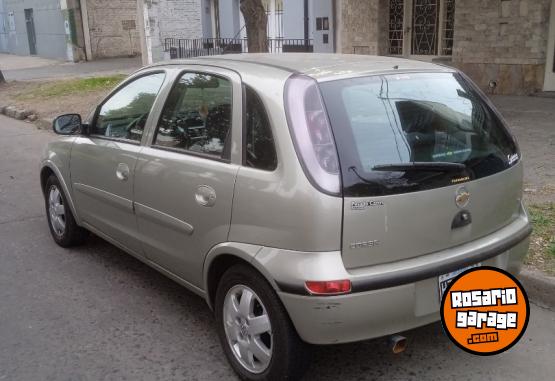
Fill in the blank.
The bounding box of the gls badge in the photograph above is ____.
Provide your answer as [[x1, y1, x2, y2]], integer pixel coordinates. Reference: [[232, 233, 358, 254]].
[[351, 200, 385, 210]]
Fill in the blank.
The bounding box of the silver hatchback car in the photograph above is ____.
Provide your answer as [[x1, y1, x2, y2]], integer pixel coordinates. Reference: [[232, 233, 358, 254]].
[[41, 54, 531, 380]]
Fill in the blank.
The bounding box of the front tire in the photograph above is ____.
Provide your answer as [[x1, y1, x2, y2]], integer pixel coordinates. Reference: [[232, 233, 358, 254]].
[[45, 174, 87, 247], [215, 264, 310, 381]]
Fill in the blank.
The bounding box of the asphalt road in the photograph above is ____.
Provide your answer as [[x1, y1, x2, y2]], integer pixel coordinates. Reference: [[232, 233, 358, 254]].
[[0, 115, 554, 381]]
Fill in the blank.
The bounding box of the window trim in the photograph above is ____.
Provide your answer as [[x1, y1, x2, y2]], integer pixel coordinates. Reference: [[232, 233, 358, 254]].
[[89, 70, 167, 145], [150, 69, 235, 163], [241, 84, 278, 172]]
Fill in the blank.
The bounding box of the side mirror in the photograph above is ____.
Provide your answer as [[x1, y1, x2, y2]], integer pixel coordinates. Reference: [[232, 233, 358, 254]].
[[53, 114, 82, 135]]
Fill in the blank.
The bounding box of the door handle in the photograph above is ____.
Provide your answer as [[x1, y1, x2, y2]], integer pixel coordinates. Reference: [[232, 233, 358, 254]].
[[116, 163, 130, 181], [195, 185, 216, 207]]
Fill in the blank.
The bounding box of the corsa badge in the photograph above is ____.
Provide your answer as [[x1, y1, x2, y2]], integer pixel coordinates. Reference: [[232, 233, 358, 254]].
[[351, 200, 384, 210], [455, 186, 470, 209]]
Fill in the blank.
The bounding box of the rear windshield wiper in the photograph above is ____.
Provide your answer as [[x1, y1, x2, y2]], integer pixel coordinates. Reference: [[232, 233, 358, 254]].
[[371, 162, 467, 172]]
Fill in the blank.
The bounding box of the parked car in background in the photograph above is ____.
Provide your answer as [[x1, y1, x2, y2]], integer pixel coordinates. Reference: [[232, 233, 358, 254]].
[[40, 54, 531, 380]]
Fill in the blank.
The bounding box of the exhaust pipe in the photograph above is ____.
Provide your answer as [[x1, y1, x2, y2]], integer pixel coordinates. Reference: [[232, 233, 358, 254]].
[[389, 334, 407, 354]]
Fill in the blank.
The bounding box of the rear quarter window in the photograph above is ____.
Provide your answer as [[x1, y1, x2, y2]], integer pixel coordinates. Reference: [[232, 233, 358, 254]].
[[243, 86, 277, 171]]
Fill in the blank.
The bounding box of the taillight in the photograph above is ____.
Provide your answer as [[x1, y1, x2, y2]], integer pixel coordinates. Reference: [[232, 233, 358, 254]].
[[284, 75, 341, 195], [305, 280, 352, 296]]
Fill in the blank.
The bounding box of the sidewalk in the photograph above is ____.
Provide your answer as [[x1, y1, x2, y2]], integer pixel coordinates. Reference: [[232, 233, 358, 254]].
[[491, 95, 555, 204], [0, 53, 142, 81]]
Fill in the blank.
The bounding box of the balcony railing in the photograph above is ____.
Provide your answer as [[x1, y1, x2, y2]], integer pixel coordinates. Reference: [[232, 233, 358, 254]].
[[164, 38, 314, 59]]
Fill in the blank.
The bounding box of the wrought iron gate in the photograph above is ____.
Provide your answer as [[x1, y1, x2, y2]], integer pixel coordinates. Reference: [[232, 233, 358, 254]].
[[412, 0, 439, 55], [442, 0, 455, 55], [389, 0, 405, 55]]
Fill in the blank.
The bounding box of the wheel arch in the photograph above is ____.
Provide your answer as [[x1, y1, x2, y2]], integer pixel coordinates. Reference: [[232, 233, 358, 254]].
[[40, 166, 55, 196], [203, 243, 280, 310], [40, 161, 81, 225]]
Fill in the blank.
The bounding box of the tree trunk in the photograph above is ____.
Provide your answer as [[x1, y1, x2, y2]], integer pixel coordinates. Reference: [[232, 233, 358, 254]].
[[240, 0, 268, 53], [0, 70, 5, 83]]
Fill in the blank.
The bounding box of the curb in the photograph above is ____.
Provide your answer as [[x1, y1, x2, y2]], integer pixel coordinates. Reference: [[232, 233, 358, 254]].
[[36, 117, 54, 130], [1, 103, 44, 127], [518, 268, 555, 310]]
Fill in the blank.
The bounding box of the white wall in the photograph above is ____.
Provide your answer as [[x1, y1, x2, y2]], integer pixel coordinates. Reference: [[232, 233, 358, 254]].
[[140, 0, 203, 63], [282, 0, 304, 39], [218, 0, 241, 38], [201, 0, 213, 38], [311, 0, 334, 53], [0, 0, 8, 53]]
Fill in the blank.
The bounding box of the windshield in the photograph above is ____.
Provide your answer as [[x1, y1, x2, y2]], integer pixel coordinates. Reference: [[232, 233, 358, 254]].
[[319, 72, 518, 197]]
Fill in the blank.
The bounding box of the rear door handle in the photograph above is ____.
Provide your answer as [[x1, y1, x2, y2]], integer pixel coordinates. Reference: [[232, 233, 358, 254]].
[[116, 163, 130, 181], [195, 185, 216, 207]]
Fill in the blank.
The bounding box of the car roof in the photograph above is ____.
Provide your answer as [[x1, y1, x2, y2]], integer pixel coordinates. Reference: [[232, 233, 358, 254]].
[[147, 53, 455, 82]]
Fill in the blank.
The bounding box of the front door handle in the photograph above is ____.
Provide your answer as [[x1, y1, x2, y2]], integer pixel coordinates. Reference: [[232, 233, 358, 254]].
[[116, 163, 130, 181]]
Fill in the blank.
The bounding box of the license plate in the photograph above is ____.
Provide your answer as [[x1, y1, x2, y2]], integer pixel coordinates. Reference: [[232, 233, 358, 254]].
[[438, 263, 481, 302]]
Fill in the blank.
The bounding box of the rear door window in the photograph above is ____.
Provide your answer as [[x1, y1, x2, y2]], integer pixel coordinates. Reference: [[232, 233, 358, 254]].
[[319, 72, 518, 197], [153, 72, 232, 160]]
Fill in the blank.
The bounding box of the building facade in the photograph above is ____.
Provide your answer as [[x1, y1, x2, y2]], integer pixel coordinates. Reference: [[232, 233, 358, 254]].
[[336, 0, 555, 94], [81, 0, 140, 59], [0, 0, 139, 61], [0, 0, 83, 60], [2, 0, 553, 94], [141, 0, 336, 62], [142, 0, 554, 94]]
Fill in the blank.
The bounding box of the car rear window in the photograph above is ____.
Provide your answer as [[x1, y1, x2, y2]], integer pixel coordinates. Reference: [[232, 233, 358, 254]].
[[319, 72, 519, 197]]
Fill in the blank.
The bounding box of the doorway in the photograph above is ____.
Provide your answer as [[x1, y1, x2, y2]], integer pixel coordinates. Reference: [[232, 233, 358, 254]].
[[24, 8, 36, 55], [388, 0, 454, 57], [544, 0, 555, 91], [411, 0, 440, 55]]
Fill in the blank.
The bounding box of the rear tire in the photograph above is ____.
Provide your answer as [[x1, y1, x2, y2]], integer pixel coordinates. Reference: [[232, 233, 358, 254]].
[[45, 174, 87, 247], [215, 264, 310, 381]]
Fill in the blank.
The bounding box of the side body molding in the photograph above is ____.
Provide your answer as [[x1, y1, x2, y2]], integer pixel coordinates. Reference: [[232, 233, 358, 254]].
[[135, 202, 194, 236], [73, 183, 134, 212]]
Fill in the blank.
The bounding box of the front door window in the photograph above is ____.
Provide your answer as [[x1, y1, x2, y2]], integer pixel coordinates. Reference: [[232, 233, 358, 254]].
[[92, 73, 166, 142]]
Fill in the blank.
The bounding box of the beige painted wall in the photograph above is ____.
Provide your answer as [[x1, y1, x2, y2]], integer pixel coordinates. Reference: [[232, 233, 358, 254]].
[[85, 0, 141, 59], [336, 0, 388, 55], [450, 0, 551, 94], [544, 0, 555, 90], [336, 0, 552, 94]]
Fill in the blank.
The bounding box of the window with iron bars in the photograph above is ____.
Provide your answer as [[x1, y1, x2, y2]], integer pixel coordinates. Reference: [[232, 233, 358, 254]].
[[389, 0, 404, 55], [442, 0, 455, 56], [388, 0, 455, 56]]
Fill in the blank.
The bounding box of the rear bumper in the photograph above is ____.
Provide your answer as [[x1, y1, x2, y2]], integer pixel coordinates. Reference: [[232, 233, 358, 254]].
[[255, 213, 531, 345]]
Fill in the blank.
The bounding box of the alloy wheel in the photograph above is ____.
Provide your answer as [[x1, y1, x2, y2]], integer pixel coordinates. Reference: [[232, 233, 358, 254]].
[[48, 185, 66, 236], [223, 284, 273, 374]]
